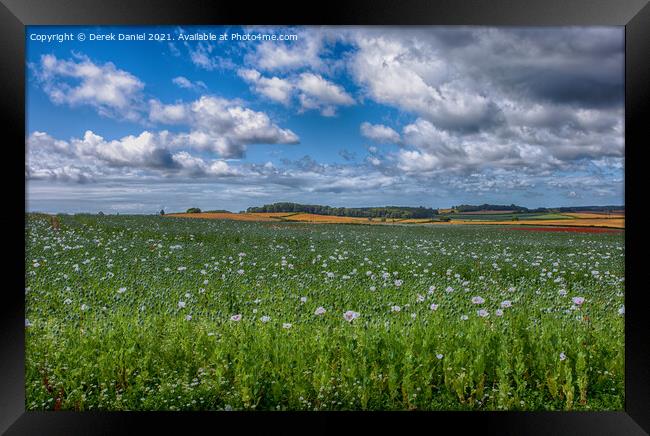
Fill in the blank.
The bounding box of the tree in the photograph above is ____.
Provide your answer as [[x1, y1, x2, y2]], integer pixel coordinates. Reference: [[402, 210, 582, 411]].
[[98, 211, 104, 216], [186, 207, 202, 213], [160, 209, 165, 216]]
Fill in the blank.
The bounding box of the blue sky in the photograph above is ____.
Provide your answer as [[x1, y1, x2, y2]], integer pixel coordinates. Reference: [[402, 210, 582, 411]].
[[26, 26, 624, 213]]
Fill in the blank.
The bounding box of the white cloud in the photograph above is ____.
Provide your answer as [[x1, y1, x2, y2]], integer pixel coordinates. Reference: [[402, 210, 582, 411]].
[[238, 69, 354, 116], [237, 69, 293, 105], [26, 130, 237, 181], [366, 156, 382, 166], [29, 130, 174, 171], [148, 100, 189, 124], [186, 42, 235, 71], [171, 151, 236, 177], [35, 53, 145, 121], [349, 34, 502, 132], [402, 118, 453, 152], [296, 73, 354, 106], [395, 118, 574, 174], [148, 95, 300, 158], [189, 43, 215, 69], [360, 122, 401, 144], [172, 76, 207, 91], [73, 130, 174, 169], [397, 150, 441, 173], [27, 165, 95, 184], [295, 73, 354, 116]]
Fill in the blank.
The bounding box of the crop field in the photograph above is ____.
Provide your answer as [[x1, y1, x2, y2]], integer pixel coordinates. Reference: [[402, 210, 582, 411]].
[[444, 218, 625, 229], [167, 211, 625, 229], [448, 213, 568, 220], [25, 214, 624, 411]]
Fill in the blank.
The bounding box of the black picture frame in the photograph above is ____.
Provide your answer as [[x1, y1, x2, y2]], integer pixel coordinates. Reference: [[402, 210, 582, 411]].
[[1, 0, 648, 434]]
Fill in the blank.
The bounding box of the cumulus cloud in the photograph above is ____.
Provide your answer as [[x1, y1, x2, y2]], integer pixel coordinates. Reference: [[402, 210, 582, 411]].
[[241, 26, 622, 146], [349, 32, 504, 132], [148, 100, 189, 124], [171, 151, 237, 177], [395, 117, 582, 174], [28, 130, 173, 175], [73, 130, 176, 169], [340, 27, 624, 177], [33, 53, 145, 121], [238, 69, 354, 116], [149, 95, 300, 158], [26, 130, 236, 181], [237, 69, 293, 105], [360, 122, 401, 144], [295, 73, 354, 116]]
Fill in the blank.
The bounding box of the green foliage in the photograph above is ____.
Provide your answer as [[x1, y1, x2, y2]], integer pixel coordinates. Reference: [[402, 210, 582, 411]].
[[186, 208, 202, 214]]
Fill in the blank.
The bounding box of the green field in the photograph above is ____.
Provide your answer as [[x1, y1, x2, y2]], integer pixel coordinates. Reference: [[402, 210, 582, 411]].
[[25, 214, 625, 411]]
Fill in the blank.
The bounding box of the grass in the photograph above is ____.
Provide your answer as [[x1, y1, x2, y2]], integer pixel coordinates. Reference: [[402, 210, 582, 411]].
[[25, 214, 624, 411]]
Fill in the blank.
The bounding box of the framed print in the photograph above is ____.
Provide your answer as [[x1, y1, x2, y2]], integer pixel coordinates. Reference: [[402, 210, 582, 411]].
[[1, 0, 649, 434]]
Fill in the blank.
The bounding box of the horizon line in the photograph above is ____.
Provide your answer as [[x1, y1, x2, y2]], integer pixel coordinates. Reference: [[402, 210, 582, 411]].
[[26, 203, 626, 215]]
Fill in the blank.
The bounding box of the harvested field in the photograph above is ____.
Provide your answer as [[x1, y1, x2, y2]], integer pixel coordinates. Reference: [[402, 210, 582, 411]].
[[248, 212, 297, 218], [282, 213, 371, 224]]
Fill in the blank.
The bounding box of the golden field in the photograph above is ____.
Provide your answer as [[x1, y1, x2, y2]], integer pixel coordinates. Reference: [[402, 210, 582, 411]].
[[281, 213, 371, 223]]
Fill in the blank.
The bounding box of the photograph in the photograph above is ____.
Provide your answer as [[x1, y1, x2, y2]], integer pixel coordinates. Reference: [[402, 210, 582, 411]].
[[24, 24, 626, 412]]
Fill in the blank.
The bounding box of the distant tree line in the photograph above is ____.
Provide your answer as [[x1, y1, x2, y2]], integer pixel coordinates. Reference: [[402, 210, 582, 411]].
[[246, 202, 439, 219]]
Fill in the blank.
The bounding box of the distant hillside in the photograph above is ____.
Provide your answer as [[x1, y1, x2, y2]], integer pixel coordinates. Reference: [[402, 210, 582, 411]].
[[246, 202, 439, 219]]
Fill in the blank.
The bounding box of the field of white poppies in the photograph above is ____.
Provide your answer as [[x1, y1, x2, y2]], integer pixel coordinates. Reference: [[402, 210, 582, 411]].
[[25, 213, 625, 411]]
